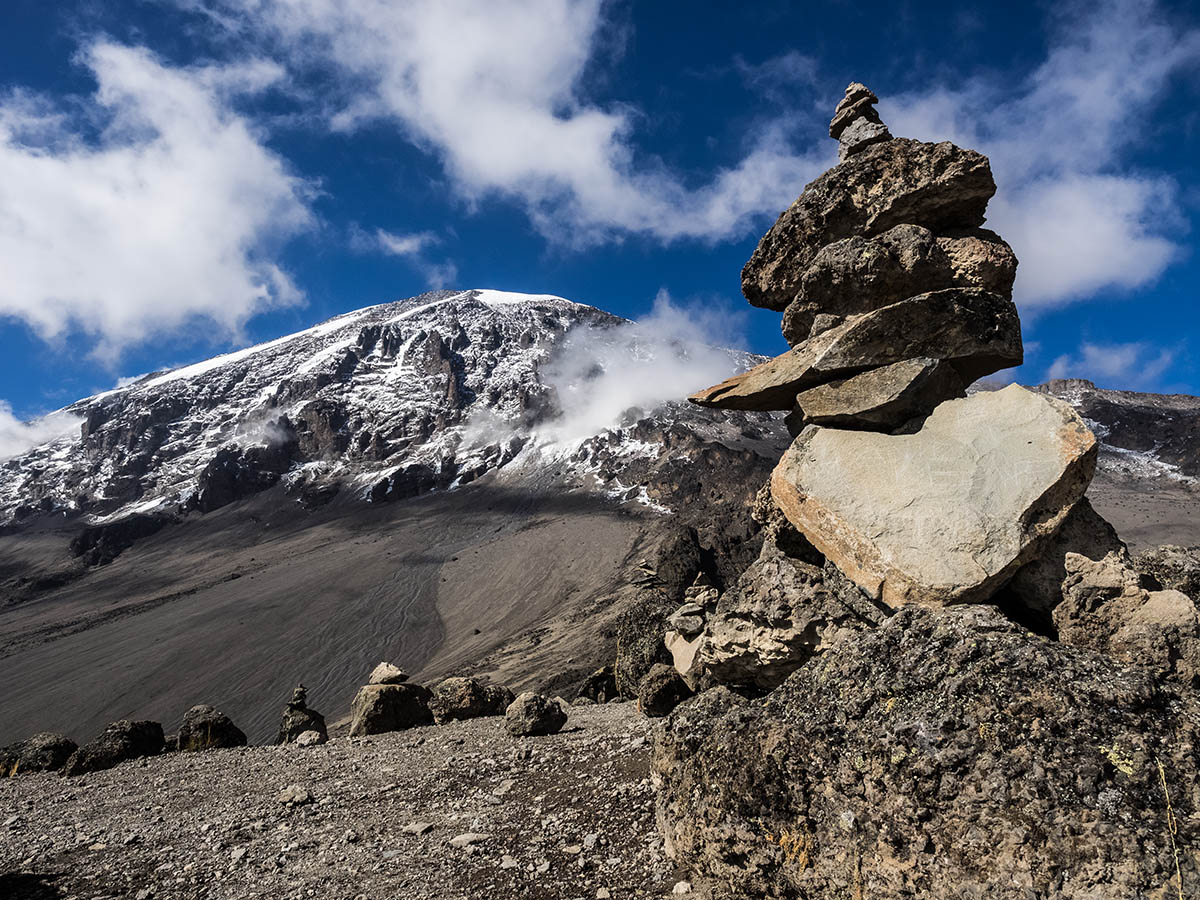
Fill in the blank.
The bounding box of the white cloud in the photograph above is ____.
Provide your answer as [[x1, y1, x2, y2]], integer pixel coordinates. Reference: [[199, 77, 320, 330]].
[[200, 0, 829, 245], [0, 402, 81, 461], [350, 226, 459, 288], [884, 0, 1200, 311], [1047, 341, 1176, 389], [375, 229, 436, 257], [0, 42, 315, 360]]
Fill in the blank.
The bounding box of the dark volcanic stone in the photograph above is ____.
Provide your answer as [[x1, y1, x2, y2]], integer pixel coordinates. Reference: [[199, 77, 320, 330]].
[[176, 705, 248, 752], [655, 605, 1200, 898], [505, 692, 568, 737], [430, 677, 516, 724], [276, 701, 328, 745], [636, 664, 693, 718], [1, 732, 78, 776], [69, 513, 169, 567], [574, 666, 619, 704], [742, 139, 996, 311], [1135, 545, 1200, 598], [348, 683, 434, 736], [62, 720, 165, 776]]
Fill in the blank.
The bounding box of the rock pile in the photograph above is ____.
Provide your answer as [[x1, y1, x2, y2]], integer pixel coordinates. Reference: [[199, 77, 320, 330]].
[[275, 683, 328, 745], [658, 82, 1200, 897]]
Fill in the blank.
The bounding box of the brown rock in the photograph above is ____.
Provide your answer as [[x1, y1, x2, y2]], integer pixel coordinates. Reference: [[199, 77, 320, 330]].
[[791, 357, 965, 431], [771, 386, 1097, 606], [742, 139, 996, 311], [429, 676, 515, 724], [690, 288, 1021, 411], [636, 664, 693, 718], [348, 683, 434, 736]]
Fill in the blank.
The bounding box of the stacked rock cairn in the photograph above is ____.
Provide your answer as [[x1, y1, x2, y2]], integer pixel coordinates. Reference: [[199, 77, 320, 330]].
[[690, 82, 1097, 608]]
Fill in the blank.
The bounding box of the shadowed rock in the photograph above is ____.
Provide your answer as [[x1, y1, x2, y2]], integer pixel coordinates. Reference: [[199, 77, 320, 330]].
[[690, 288, 1021, 411], [177, 705, 247, 752], [348, 684, 434, 736], [62, 720, 164, 776], [276, 684, 328, 745], [1, 732, 77, 776], [789, 357, 965, 432], [505, 692, 568, 737], [636, 664, 693, 718], [742, 139, 996, 311], [430, 677, 515, 724], [771, 386, 1097, 606]]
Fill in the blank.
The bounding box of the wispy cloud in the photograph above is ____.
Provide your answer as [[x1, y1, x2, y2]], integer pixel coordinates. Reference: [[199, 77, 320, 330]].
[[0, 42, 315, 361], [349, 225, 459, 288], [1047, 340, 1178, 389]]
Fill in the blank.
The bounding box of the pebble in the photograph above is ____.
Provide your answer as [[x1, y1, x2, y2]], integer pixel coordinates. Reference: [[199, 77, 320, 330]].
[[500, 854, 519, 869], [277, 784, 313, 806], [402, 822, 434, 835], [449, 832, 489, 848], [673, 881, 693, 895]]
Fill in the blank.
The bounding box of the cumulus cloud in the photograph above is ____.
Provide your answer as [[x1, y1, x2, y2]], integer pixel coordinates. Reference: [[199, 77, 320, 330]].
[[0, 41, 315, 360], [539, 289, 748, 442], [0, 402, 81, 461], [885, 0, 1200, 310], [197, 0, 828, 245], [1047, 341, 1177, 389]]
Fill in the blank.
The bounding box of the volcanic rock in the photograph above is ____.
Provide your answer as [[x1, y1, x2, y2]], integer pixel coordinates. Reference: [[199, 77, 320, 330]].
[[690, 288, 1021, 411], [790, 357, 965, 431], [348, 684, 434, 736], [636, 664, 693, 718], [771, 386, 1097, 606], [742, 139, 996, 311], [1, 732, 77, 776], [574, 666, 619, 704], [62, 720, 165, 776], [699, 536, 885, 689], [655, 605, 1200, 898], [1135, 545, 1200, 598], [505, 692, 568, 737], [779, 224, 1016, 346], [430, 677, 515, 724], [837, 117, 892, 160], [276, 684, 328, 745], [828, 82, 881, 138], [368, 662, 409, 685], [176, 705, 248, 752]]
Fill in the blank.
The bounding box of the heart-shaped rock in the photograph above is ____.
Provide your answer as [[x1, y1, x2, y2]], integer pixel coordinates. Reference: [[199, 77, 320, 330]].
[[771, 385, 1097, 606]]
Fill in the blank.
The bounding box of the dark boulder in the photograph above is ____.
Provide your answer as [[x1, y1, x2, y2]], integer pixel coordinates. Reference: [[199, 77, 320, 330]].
[[655, 606, 1200, 898], [505, 692, 568, 737], [276, 684, 328, 745], [574, 666, 619, 704], [636, 664, 693, 718], [192, 429, 298, 514], [69, 513, 170, 567], [1135, 545, 1200, 599], [430, 676, 515, 724], [62, 720, 164, 776], [348, 683, 434, 736], [1, 732, 78, 776], [176, 705, 247, 752]]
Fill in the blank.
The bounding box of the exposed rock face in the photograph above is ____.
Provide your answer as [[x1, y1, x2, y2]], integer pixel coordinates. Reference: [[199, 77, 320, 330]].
[[655, 605, 1200, 899], [176, 705, 247, 752], [636, 664, 693, 718], [69, 513, 170, 567], [348, 684, 434, 737], [1136, 545, 1200, 598], [62, 720, 165, 776], [276, 684, 328, 745], [430, 677, 515, 724], [741, 139, 996, 311], [699, 537, 885, 689], [505, 692, 568, 737], [690, 288, 1021, 410], [1, 732, 77, 776], [574, 666, 619, 704], [790, 357, 965, 431], [368, 662, 410, 685], [771, 387, 1097, 606]]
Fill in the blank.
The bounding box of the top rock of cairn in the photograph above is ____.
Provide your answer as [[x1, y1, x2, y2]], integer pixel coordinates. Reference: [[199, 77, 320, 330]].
[[829, 82, 892, 158]]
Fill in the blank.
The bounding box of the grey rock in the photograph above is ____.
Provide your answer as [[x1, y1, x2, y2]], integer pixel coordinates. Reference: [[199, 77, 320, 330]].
[[62, 720, 165, 776], [838, 117, 892, 160], [368, 662, 409, 685], [348, 683, 434, 736], [505, 692, 568, 737], [665, 602, 706, 638], [430, 676, 515, 724], [742, 139, 996, 311], [636, 664, 693, 718], [828, 82, 882, 139], [1134, 544, 1200, 598], [1, 732, 78, 776], [276, 684, 328, 745], [277, 783, 312, 806], [176, 705, 247, 752], [656, 606, 1200, 899], [691, 288, 1021, 410], [772, 386, 1097, 606], [294, 730, 325, 747], [791, 357, 965, 431]]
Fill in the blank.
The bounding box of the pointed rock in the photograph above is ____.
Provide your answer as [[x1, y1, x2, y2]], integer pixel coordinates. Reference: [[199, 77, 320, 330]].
[[690, 288, 1021, 411], [770, 386, 1097, 606]]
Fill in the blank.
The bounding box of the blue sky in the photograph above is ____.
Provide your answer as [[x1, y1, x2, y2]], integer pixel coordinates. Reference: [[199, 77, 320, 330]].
[[1, 0, 1198, 445]]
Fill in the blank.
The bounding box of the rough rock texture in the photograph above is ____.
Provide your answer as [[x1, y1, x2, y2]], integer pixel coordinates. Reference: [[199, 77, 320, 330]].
[[791, 357, 965, 431], [574, 666, 619, 704], [1, 732, 77, 776], [615, 589, 678, 698], [1055, 551, 1200, 686], [176, 705, 247, 752], [505, 692, 568, 737], [348, 684, 434, 737], [700, 538, 886, 689], [275, 685, 328, 745], [829, 82, 881, 138], [430, 676, 516, 724], [636, 665, 694, 718], [655, 605, 1200, 899], [837, 117, 891, 160], [1136, 545, 1200, 598], [62, 720, 165, 776], [368, 662, 410, 685], [780, 225, 1016, 346], [741, 139, 996, 311], [771, 386, 1097, 606], [691, 288, 1021, 410]]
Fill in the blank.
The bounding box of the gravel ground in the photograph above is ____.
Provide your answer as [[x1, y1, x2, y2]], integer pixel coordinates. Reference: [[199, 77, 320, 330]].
[[0, 703, 693, 900]]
